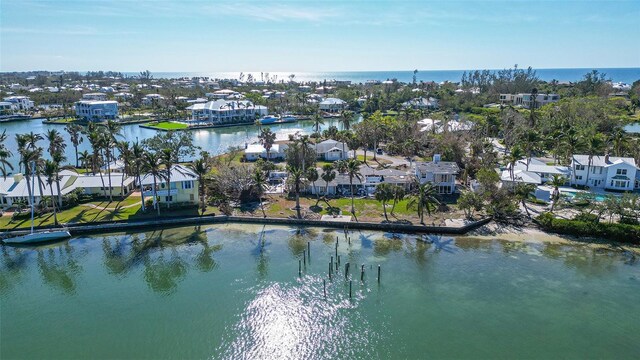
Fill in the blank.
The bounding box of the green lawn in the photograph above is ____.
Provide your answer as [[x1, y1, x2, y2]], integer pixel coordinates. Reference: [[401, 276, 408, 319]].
[[143, 121, 189, 130]]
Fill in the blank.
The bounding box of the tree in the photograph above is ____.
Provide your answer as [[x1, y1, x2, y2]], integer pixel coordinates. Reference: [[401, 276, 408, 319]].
[[43, 160, 60, 226], [65, 124, 84, 167], [345, 158, 362, 215], [104, 120, 122, 201], [252, 168, 269, 218], [390, 185, 405, 216], [312, 111, 325, 136], [584, 132, 605, 188], [374, 183, 394, 221], [0, 130, 13, 179], [131, 142, 147, 211], [306, 167, 319, 203], [189, 157, 211, 215], [406, 182, 440, 225], [319, 164, 336, 206], [258, 128, 276, 160], [514, 183, 536, 217], [458, 190, 483, 219], [143, 151, 166, 215], [78, 150, 91, 174], [160, 148, 175, 209], [286, 165, 304, 219], [340, 110, 354, 131], [506, 146, 525, 181], [549, 175, 566, 213]]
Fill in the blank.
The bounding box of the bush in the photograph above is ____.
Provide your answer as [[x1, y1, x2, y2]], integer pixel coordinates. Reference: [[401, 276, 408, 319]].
[[572, 213, 599, 223], [536, 213, 640, 244]]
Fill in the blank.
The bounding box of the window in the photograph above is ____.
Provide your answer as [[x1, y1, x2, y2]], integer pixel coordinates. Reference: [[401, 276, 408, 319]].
[[616, 169, 627, 176], [575, 175, 583, 180], [190, 194, 195, 201], [183, 181, 193, 189], [165, 196, 173, 202], [575, 165, 585, 171]]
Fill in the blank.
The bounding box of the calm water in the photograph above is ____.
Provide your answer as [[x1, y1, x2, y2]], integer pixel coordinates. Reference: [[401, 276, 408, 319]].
[[624, 122, 640, 134], [1, 224, 639, 359], [123, 68, 640, 84], [0, 117, 350, 169]]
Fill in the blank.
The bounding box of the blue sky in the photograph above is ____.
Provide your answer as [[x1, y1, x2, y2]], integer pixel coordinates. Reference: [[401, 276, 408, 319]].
[[1, 0, 638, 72]]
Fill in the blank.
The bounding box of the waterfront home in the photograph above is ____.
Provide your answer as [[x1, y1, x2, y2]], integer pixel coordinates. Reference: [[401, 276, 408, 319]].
[[208, 89, 240, 100], [187, 100, 267, 124], [499, 93, 559, 109], [83, 92, 108, 101], [244, 143, 288, 161], [75, 100, 119, 121], [319, 98, 347, 113], [402, 97, 439, 110], [0, 101, 13, 114], [114, 92, 134, 100], [413, 155, 459, 194], [142, 94, 165, 106], [0, 171, 135, 208], [2, 96, 34, 111], [140, 165, 199, 205], [313, 139, 351, 161], [308, 166, 414, 196], [570, 154, 639, 191], [502, 158, 571, 187]]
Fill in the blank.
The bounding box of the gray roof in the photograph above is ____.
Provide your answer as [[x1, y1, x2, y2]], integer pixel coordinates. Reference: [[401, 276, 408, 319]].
[[572, 155, 636, 168], [415, 161, 460, 174], [140, 164, 197, 185]]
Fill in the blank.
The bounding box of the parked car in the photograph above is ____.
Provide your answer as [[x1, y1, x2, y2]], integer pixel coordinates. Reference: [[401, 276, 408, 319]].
[[376, 148, 383, 155]]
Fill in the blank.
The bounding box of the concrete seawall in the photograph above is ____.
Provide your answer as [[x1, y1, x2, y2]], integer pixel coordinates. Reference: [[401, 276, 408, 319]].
[[0, 216, 492, 238]]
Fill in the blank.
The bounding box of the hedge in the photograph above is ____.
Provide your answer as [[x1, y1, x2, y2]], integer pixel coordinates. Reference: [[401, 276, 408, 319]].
[[536, 212, 640, 244]]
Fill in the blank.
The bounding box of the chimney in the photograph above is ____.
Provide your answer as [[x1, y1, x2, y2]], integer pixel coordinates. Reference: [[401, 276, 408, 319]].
[[13, 173, 23, 183], [605, 154, 610, 163], [433, 154, 441, 163]]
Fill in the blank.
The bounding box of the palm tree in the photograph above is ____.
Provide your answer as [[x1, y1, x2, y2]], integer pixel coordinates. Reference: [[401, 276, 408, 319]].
[[253, 169, 269, 218], [20, 149, 41, 209], [549, 175, 566, 213], [506, 146, 525, 181], [406, 182, 440, 225], [306, 167, 319, 203], [0, 130, 13, 179], [143, 151, 165, 215], [340, 110, 354, 130], [319, 164, 336, 206], [189, 157, 211, 214], [287, 165, 304, 219], [15, 133, 28, 173], [609, 127, 627, 157], [131, 142, 147, 211], [51, 151, 66, 208], [312, 111, 325, 136], [390, 185, 406, 216], [160, 148, 175, 209], [375, 183, 394, 221], [78, 150, 91, 174], [65, 124, 84, 167], [584, 133, 605, 188], [258, 128, 276, 160], [345, 158, 362, 215], [116, 140, 131, 197], [514, 183, 536, 217], [104, 120, 123, 201], [45, 129, 66, 158], [43, 160, 60, 226]]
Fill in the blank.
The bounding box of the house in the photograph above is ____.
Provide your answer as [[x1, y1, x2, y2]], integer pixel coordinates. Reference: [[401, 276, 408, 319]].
[[319, 98, 347, 113], [75, 100, 119, 121], [140, 165, 199, 205], [0, 171, 135, 208], [114, 92, 134, 100], [499, 93, 559, 109], [244, 143, 288, 161], [187, 100, 267, 124], [82, 92, 108, 101], [2, 96, 34, 111], [0, 101, 13, 114], [413, 155, 459, 194], [142, 94, 165, 106], [314, 139, 350, 161], [417, 118, 473, 133], [402, 97, 439, 110], [501, 158, 571, 186], [570, 154, 639, 191], [207, 89, 240, 100], [308, 166, 414, 197]]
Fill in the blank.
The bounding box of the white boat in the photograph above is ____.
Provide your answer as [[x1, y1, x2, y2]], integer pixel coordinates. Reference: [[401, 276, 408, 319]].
[[3, 230, 71, 245], [1, 161, 71, 245]]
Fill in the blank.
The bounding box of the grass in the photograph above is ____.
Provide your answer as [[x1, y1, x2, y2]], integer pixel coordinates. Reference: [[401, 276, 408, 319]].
[[143, 121, 188, 130], [0, 194, 218, 230], [357, 154, 392, 165]]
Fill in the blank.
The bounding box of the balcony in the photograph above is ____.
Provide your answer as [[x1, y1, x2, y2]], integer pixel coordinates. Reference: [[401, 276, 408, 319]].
[[143, 189, 177, 197]]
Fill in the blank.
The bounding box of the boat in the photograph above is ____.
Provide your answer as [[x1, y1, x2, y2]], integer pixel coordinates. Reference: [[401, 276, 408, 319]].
[[3, 230, 71, 245], [258, 115, 279, 125], [278, 115, 297, 123], [1, 161, 71, 245]]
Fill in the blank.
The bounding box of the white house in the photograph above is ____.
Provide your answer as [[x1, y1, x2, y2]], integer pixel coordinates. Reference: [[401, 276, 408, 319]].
[[499, 93, 559, 109], [308, 166, 414, 197], [0, 101, 13, 114], [187, 100, 268, 124], [502, 158, 571, 186], [319, 98, 347, 113], [75, 100, 119, 121], [82, 92, 108, 101], [244, 143, 288, 161], [403, 97, 439, 110], [313, 139, 351, 161], [570, 155, 639, 191], [413, 155, 459, 194], [142, 94, 165, 106], [140, 165, 199, 205], [2, 96, 34, 111], [207, 89, 240, 100]]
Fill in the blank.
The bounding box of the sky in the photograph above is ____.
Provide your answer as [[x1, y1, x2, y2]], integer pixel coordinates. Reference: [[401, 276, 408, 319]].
[[1, 0, 639, 72]]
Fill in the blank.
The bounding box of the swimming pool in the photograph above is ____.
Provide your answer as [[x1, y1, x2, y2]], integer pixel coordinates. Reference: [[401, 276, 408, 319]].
[[562, 190, 609, 202]]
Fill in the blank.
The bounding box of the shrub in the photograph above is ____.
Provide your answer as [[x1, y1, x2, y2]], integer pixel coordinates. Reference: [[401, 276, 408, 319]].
[[536, 213, 640, 244], [572, 213, 599, 223]]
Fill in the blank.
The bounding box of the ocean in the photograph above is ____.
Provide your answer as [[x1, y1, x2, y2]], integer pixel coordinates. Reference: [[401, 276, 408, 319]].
[[122, 68, 640, 84]]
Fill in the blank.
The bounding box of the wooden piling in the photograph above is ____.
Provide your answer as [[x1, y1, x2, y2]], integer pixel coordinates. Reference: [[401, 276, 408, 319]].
[[299, 260, 301, 276], [307, 241, 310, 260], [323, 279, 326, 298], [303, 251, 306, 266], [329, 262, 332, 280], [349, 280, 352, 298], [345, 262, 350, 279], [361, 264, 364, 281], [377, 265, 381, 283]]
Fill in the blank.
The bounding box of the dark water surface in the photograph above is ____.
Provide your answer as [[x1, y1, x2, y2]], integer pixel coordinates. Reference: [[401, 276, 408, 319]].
[[1, 224, 638, 359]]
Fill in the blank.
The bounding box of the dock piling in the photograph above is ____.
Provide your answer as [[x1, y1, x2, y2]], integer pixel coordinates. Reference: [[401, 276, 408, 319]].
[[361, 264, 364, 281], [377, 265, 381, 283]]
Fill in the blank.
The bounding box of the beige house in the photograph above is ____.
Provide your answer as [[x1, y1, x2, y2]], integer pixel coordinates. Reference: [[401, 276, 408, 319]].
[[140, 165, 199, 205]]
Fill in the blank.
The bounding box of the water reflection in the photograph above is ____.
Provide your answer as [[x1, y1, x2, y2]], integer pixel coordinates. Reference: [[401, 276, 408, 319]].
[[36, 244, 82, 294], [0, 247, 28, 292]]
